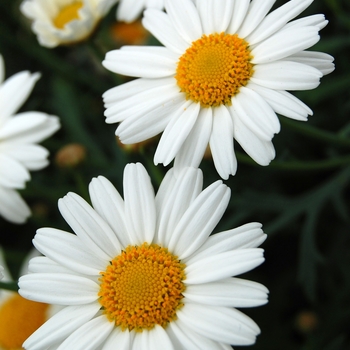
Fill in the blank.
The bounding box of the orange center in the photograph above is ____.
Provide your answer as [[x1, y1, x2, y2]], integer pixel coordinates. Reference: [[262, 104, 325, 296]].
[[53, 1, 83, 29], [175, 32, 253, 107], [0, 293, 49, 349], [98, 243, 186, 332]]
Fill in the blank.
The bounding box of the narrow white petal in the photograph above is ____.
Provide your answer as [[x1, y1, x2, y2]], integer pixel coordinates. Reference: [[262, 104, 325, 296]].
[[33, 228, 107, 275], [28, 256, 83, 275], [251, 26, 320, 64], [156, 167, 203, 246], [237, 0, 276, 39], [89, 176, 130, 248], [147, 325, 174, 350], [0, 71, 40, 120], [24, 303, 101, 350], [174, 107, 213, 171], [143, 9, 189, 54], [19, 273, 99, 305], [197, 0, 234, 34], [167, 319, 224, 350], [185, 249, 264, 284], [233, 87, 280, 141], [155, 168, 177, 212], [209, 105, 237, 179], [185, 222, 266, 265], [247, 0, 314, 45], [286, 51, 335, 75], [123, 163, 156, 244], [177, 303, 260, 345], [169, 181, 230, 259], [248, 83, 312, 121], [116, 0, 144, 22], [103, 47, 177, 78], [58, 316, 114, 350], [165, 0, 202, 43], [231, 108, 276, 165], [227, 0, 250, 34], [102, 328, 131, 350], [0, 154, 30, 189], [283, 14, 328, 31], [251, 61, 322, 90], [58, 193, 121, 261], [154, 101, 200, 166], [184, 277, 269, 307], [0, 186, 30, 224]]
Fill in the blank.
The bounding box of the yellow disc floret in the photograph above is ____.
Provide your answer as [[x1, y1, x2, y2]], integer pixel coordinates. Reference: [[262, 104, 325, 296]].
[[53, 1, 83, 29], [175, 32, 254, 107], [0, 293, 49, 349], [98, 243, 186, 332]]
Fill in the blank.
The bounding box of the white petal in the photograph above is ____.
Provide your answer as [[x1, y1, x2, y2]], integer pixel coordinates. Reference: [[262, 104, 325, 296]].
[[177, 303, 260, 345], [154, 101, 200, 166], [58, 316, 114, 350], [0, 54, 4, 84], [169, 180, 230, 259], [142, 9, 189, 54], [248, 83, 312, 121], [156, 167, 203, 246], [28, 256, 83, 275], [23, 303, 101, 350], [19, 273, 99, 305], [148, 325, 174, 350], [0, 71, 40, 121], [123, 163, 156, 244], [102, 328, 131, 350], [237, 0, 276, 39], [246, 0, 314, 45], [184, 277, 269, 307], [197, 0, 234, 34], [0, 154, 30, 189], [116, 0, 144, 22], [0, 186, 30, 224], [286, 51, 335, 75], [185, 248, 264, 284], [167, 319, 224, 350], [227, 0, 250, 34], [58, 193, 122, 261], [33, 228, 107, 275], [233, 87, 280, 141], [165, 0, 202, 43], [174, 107, 212, 171], [251, 26, 320, 64], [209, 105, 237, 179], [103, 47, 177, 78], [89, 176, 130, 248], [283, 14, 328, 31], [251, 61, 322, 90], [185, 222, 266, 265], [231, 109, 276, 165]]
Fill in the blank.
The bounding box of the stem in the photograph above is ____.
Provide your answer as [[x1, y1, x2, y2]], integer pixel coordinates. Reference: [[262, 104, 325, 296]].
[[0, 281, 18, 292]]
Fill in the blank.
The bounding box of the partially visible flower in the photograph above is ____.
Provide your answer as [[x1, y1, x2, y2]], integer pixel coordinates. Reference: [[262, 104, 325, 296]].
[[0, 54, 60, 224], [19, 164, 268, 349], [20, 0, 118, 48], [55, 143, 87, 168], [0, 249, 57, 350], [103, 0, 335, 179], [116, 0, 163, 23], [110, 20, 150, 45]]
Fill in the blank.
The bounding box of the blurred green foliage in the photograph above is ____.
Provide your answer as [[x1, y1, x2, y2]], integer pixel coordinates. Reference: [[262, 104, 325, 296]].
[[0, 0, 350, 349]]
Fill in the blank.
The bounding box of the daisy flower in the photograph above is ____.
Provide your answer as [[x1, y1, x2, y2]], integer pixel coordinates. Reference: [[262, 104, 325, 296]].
[[0, 54, 60, 224], [20, 0, 118, 48], [116, 0, 163, 23], [19, 164, 268, 349], [103, 0, 335, 179], [0, 249, 58, 350]]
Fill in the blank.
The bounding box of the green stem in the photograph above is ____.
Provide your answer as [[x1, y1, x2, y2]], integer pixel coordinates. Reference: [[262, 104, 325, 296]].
[[281, 118, 350, 149]]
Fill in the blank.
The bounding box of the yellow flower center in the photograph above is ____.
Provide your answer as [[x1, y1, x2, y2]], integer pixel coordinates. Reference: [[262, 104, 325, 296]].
[[53, 1, 83, 29], [175, 32, 254, 107], [98, 243, 186, 332], [0, 293, 49, 349]]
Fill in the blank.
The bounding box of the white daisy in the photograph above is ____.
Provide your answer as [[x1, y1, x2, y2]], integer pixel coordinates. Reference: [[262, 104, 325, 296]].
[[0, 54, 60, 224], [116, 0, 164, 23], [19, 163, 268, 349], [0, 249, 58, 350], [20, 0, 118, 48], [103, 0, 335, 179]]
